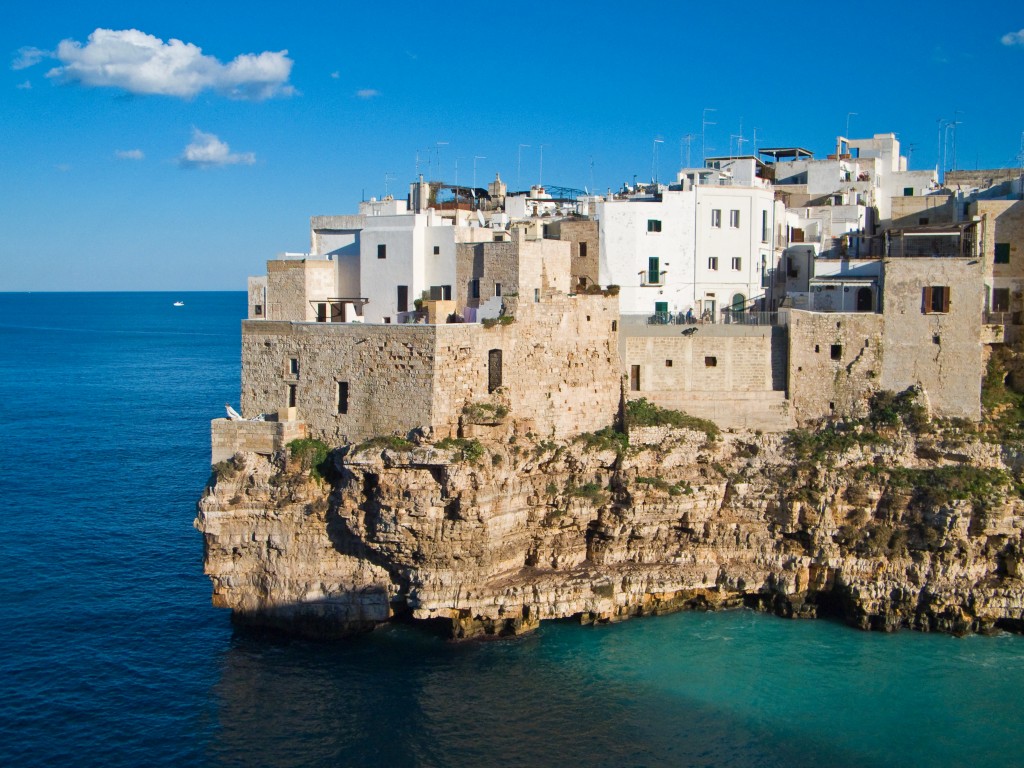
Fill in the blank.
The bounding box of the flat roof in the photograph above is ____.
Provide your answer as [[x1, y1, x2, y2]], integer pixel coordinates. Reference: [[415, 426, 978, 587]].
[[758, 147, 814, 160]]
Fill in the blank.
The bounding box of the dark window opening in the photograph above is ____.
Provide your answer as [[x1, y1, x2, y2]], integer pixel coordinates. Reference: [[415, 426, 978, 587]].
[[383, 317, 391, 324], [611, 320, 618, 332], [317, 303, 328, 322], [470, 279, 480, 299], [433, 245, 440, 255], [254, 304, 263, 316], [993, 288, 1010, 312], [337, 381, 349, 414], [665, 360, 673, 367], [377, 243, 386, 259], [647, 219, 662, 232], [488, 349, 503, 393], [932, 335, 941, 345], [630, 365, 640, 391], [814, 344, 820, 353], [648, 256, 660, 284], [919, 217, 929, 226], [831, 344, 842, 361], [829, 401, 835, 410], [442, 285, 452, 301], [705, 356, 717, 367], [289, 358, 299, 376], [903, 187, 914, 196], [397, 285, 409, 313], [534, 288, 540, 303], [579, 242, 588, 258], [995, 243, 1011, 264], [287, 384, 297, 408], [495, 283, 502, 297]]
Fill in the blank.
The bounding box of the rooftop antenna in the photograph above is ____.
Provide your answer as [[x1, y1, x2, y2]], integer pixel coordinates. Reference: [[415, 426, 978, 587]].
[[752, 127, 759, 155], [590, 156, 595, 195], [435, 141, 449, 182], [539, 144, 547, 187], [950, 110, 964, 172], [680, 134, 695, 168], [936, 118, 949, 184], [517, 144, 530, 190], [702, 107, 717, 165], [652, 137, 664, 184], [384, 171, 395, 198]]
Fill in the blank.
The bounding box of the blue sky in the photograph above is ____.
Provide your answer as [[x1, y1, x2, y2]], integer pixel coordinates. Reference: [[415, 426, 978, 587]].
[[3, 1, 1023, 291]]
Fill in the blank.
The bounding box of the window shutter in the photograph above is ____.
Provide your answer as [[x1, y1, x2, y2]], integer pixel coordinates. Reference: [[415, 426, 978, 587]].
[[942, 288, 950, 313], [923, 286, 933, 313]]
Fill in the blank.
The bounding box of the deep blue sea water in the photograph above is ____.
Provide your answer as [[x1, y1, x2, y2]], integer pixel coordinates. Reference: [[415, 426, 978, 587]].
[[1, 291, 1023, 768]]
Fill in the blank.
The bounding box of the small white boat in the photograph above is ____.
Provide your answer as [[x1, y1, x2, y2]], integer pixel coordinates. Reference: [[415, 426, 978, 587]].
[[173, 301, 185, 307]]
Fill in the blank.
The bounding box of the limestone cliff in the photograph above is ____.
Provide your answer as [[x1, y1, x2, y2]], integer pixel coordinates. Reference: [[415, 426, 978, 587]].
[[196, 415, 1024, 639]]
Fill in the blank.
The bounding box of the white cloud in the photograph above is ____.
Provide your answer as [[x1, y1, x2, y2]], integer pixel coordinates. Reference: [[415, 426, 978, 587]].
[[115, 149, 144, 160], [330, 71, 340, 79], [12, 46, 47, 70], [45, 28, 294, 100], [179, 129, 255, 168], [1002, 29, 1024, 46], [15, 80, 31, 90], [355, 88, 379, 99]]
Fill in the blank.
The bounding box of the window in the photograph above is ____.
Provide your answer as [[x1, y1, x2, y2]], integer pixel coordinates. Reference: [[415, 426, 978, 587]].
[[729, 209, 740, 228], [254, 304, 263, 316], [316, 303, 328, 322], [289, 358, 299, 376], [495, 282, 502, 297], [442, 285, 452, 301], [534, 288, 540, 303], [470, 279, 480, 300], [648, 256, 660, 284], [488, 349, 503, 393], [287, 384, 297, 408], [377, 243, 386, 259], [731, 257, 742, 271], [611, 320, 618, 332], [932, 335, 941, 345], [579, 242, 588, 258], [919, 217, 929, 226], [830, 344, 842, 361], [433, 245, 440, 255], [711, 209, 722, 228], [665, 360, 673, 367], [995, 243, 1011, 264], [647, 219, 662, 233], [337, 381, 349, 414], [761, 210, 769, 243], [630, 365, 640, 391], [922, 286, 950, 314], [992, 288, 1010, 312], [903, 187, 914, 196], [397, 285, 408, 313], [704, 356, 717, 367], [708, 257, 719, 271]]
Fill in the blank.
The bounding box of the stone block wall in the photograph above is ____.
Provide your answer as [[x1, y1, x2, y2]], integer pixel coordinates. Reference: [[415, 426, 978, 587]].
[[211, 418, 308, 465], [889, 194, 954, 228], [625, 331, 776, 393], [787, 310, 884, 423], [241, 321, 438, 445], [248, 276, 267, 319], [547, 218, 600, 290], [880, 257, 983, 420], [265, 259, 337, 322]]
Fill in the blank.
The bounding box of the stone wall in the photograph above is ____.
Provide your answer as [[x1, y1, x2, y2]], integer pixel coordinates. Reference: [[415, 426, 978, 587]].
[[240, 292, 622, 445], [947, 169, 1022, 190], [265, 259, 337, 322], [455, 227, 571, 310], [787, 310, 884, 422], [889, 194, 954, 228], [547, 218, 600, 290], [880, 257, 983, 420], [248, 276, 267, 319], [241, 321, 439, 444], [211, 418, 308, 464]]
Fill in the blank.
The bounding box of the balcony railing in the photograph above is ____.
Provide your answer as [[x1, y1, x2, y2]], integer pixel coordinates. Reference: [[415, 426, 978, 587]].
[[985, 311, 1019, 325], [720, 310, 781, 326]]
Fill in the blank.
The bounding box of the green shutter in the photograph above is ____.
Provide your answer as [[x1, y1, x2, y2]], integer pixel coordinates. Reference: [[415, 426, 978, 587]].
[[648, 256, 660, 284]]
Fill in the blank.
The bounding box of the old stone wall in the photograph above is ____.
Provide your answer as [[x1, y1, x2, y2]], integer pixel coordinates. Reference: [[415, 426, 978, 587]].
[[240, 321, 439, 444], [455, 228, 572, 310], [265, 259, 337, 322], [787, 310, 884, 423], [548, 218, 600, 290], [880, 257, 984, 420], [889, 194, 954, 228], [947, 169, 1022, 189], [248, 276, 267, 319], [211, 418, 308, 464]]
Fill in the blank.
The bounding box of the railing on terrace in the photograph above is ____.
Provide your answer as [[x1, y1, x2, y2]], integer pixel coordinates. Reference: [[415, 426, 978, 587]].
[[619, 311, 784, 328], [985, 311, 1020, 326]]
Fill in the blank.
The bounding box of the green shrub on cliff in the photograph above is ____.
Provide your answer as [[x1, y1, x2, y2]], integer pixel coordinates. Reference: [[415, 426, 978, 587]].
[[435, 437, 485, 463], [626, 398, 719, 442], [355, 435, 415, 453], [287, 438, 329, 480], [868, 387, 929, 432]]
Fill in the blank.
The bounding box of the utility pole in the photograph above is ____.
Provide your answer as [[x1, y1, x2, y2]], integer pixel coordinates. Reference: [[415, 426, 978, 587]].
[[539, 144, 547, 187], [702, 107, 717, 164], [680, 134, 695, 168], [435, 141, 449, 182]]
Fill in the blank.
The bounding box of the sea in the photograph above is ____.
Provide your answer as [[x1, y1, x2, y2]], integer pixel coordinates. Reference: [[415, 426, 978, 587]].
[[1, 290, 1023, 768]]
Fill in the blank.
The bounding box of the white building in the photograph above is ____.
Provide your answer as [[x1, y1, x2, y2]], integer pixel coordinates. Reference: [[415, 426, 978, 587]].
[[596, 173, 784, 320]]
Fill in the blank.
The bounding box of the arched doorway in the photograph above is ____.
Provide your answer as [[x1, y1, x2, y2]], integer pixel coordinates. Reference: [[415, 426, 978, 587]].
[[856, 287, 872, 312]]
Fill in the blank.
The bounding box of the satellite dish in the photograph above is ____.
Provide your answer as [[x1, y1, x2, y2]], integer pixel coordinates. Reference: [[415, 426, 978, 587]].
[[476, 209, 485, 226]]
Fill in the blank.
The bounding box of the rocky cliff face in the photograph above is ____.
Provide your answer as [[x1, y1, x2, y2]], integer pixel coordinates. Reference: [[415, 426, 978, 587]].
[[196, 422, 1024, 639]]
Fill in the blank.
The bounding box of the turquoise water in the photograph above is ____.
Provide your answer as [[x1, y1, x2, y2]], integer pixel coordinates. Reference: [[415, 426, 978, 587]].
[[0, 292, 1021, 767]]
